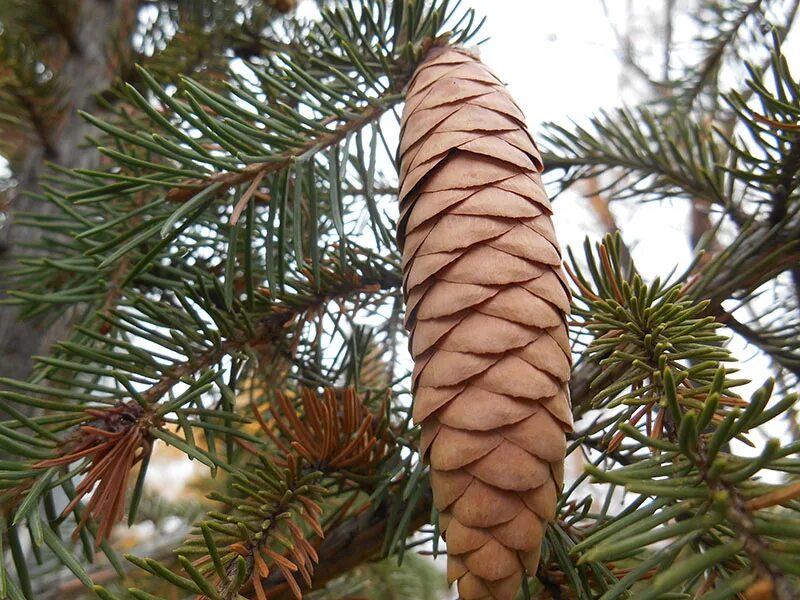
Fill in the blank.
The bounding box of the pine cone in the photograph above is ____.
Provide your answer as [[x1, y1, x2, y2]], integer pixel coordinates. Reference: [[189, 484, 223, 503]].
[[397, 47, 573, 600]]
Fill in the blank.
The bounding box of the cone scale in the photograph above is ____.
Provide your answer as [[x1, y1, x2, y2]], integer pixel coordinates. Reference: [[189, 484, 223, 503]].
[[397, 47, 573, 600]]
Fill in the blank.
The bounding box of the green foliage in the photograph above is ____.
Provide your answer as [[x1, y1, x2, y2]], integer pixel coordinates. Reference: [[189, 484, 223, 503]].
[[563, 233, 800, 597], [132, 455, 327, 600], [0, 0, 799, 599], [724, 34, 800, 212], [569, 235, 741, 414], [542, 107, 730, 206]]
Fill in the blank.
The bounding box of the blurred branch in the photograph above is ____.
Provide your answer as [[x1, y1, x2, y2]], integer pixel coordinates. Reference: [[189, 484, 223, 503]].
[[718, 310, 800, 377], [599, 0, 671, 94], [684, 0, 765, 105], [769, 138, 800, 303], [662, 0, 675, 82], [0, 0, 140, 382], [41, 0, 81, 55]]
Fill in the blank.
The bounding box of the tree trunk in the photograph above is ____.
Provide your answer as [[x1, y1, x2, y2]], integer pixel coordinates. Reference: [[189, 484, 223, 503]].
[[0, 0, 135, 382]]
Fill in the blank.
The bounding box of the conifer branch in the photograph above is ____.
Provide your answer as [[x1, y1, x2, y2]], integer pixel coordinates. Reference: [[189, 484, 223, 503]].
[[770, 137, 800, 301], [12, 90, 57, 155], [166, 102, 391, 203], [696, 454, 795, 600], [3, 2, 799, 598], [254, 491, 432, 600]]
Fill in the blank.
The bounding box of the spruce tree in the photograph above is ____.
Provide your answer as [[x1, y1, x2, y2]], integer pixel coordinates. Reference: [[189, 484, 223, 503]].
[[0, 1, 798, 600]]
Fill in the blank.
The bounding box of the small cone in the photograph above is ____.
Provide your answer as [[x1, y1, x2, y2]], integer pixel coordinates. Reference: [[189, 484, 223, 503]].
[[397, 46, 572, 600]]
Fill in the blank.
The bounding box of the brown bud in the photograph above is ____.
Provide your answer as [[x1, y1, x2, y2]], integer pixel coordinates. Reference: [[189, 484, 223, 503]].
[[744, 578, 775, 600]]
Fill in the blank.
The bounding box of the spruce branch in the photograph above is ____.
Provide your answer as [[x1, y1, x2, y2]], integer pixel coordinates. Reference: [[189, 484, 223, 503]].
[[129, 386, 392, 600], [0, 254, 401, 551], [129, 453, 327, 600], [691, 434, 796, 600], [4, 1, 800, 598], [165, 102, 391, 203], [255, 489, 432, 600], [566, 234, 800, 597], [541, 107, 730, 208]]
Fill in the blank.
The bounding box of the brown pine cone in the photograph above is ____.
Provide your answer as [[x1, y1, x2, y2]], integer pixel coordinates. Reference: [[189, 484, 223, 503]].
[[397, 46, 573, 600]]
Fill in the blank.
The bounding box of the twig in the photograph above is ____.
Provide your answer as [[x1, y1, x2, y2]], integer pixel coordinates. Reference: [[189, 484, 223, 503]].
[[683, 0, 765, 106]]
